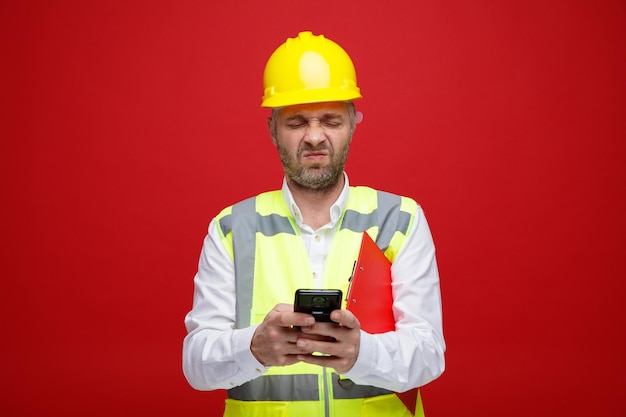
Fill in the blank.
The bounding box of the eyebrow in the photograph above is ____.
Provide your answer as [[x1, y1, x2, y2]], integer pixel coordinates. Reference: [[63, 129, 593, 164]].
[[284, 113, 345, 122]]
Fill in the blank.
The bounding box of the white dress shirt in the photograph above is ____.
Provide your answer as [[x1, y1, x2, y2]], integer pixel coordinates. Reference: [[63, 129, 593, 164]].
[[183, 174, 446, 393]]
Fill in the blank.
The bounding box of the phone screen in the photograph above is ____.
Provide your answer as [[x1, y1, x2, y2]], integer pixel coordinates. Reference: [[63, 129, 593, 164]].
[[294, 289, 342, 322]]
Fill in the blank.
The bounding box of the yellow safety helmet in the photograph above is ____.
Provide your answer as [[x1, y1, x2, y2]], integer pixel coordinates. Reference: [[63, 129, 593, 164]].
[[261, 31, 362, 108]]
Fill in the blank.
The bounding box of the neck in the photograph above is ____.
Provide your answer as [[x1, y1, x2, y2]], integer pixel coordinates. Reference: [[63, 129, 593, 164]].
[[287, 176, 344, 230]]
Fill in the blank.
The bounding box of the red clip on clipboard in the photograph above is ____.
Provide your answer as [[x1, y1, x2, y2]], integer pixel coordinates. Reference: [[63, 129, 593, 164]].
[[346, 231, 419, 416]]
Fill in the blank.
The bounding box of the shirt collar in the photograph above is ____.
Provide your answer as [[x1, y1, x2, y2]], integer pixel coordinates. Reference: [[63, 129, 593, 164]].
[[281, 172, 350, 228]]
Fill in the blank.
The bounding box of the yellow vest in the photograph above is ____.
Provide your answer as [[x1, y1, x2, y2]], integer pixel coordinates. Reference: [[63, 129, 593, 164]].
[[215, 186, 424, 417]]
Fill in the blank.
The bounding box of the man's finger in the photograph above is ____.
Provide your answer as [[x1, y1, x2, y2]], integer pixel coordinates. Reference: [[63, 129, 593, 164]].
[[330, 309, 360, 329], [272, 308, 316, 329]]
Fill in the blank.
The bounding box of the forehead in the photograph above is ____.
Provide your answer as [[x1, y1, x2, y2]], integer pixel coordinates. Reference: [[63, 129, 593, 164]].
[[278, 101, 349, 118]]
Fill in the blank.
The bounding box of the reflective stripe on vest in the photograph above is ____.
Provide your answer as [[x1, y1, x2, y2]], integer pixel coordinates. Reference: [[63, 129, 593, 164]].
[[228, 373, 394, 401]]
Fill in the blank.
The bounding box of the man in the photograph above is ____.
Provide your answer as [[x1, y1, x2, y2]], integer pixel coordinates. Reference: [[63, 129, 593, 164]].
[[183, 31, 445, 417]]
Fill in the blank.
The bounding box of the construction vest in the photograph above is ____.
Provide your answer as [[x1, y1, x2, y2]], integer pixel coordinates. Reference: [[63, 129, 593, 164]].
[[214, 186, 424, 417]]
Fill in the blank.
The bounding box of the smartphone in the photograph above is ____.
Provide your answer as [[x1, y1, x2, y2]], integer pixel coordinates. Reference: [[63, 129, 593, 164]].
[[294, 289, 343, 322]]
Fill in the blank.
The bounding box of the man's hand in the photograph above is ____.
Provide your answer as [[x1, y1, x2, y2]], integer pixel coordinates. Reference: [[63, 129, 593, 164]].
[[295, 309, 361, 374], [250, 303, 317, 367]]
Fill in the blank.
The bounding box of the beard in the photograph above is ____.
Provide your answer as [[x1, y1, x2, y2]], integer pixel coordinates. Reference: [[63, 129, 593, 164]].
[[278, 141, 350, 190]]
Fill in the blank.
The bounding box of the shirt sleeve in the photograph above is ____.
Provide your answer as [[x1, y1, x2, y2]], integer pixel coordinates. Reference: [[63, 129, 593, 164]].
[[182, 220, 268, 390], [343, 206, 446, 392]]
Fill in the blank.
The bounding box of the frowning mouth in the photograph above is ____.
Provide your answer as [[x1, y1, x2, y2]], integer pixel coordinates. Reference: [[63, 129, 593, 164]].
[[301, 148, 330, 159]]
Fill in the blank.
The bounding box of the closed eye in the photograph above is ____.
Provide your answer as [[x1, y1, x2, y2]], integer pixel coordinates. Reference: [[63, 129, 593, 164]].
[[321, 115, 345, 128], [285, 116, 308, 129], [323, 120, 342, 128]]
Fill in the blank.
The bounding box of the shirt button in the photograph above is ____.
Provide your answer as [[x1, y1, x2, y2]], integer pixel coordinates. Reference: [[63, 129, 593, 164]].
[[314, 235, 320, 242], [312, 272, 317, 278]]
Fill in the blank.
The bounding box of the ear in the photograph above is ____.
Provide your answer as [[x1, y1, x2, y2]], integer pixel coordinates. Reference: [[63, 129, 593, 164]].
[[349, 111, 363, 141], [267, 117, 278, 145]]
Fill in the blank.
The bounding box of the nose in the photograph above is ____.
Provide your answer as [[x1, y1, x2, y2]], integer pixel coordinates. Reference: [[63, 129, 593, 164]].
[[305, 121, 325, 144]]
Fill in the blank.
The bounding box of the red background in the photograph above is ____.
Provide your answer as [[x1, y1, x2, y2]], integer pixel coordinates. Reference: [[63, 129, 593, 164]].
[[2, 1, 625, 416]]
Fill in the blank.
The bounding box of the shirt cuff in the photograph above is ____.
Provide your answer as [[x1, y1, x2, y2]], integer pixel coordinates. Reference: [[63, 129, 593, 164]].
[[231, 324, 267, 385], [342, 330, 376, 381]]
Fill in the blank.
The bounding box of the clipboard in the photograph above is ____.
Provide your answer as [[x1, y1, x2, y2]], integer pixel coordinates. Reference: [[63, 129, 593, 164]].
[[346, 231, 420, 416], [346, 231, 394, 333]]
